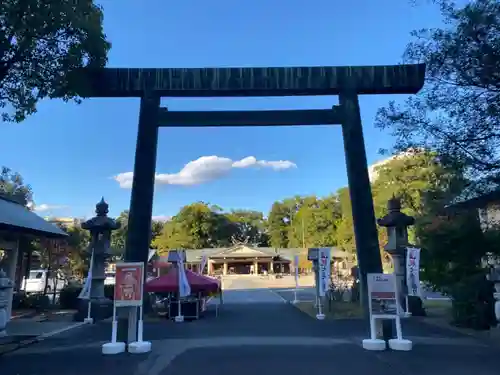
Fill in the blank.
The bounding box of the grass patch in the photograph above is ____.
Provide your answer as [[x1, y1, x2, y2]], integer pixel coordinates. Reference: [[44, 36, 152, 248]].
[[295, 300, 363, 320], [423, 299, 452, 318]]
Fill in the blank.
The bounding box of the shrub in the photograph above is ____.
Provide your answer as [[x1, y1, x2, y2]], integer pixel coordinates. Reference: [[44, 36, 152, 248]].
[[104, 284, 114, 300], [60, 284, 115, 310], [59, 285, 83, 309], [25, 294, 50, 311], [449, 273, 496, 330], [12, 291, 29, 309]]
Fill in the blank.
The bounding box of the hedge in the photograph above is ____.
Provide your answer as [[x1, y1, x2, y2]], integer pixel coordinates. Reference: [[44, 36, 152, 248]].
[[59, 284, 115, 310]]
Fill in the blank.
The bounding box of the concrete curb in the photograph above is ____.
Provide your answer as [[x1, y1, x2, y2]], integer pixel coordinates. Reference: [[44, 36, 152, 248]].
[[0, 321, 90, 357], [415, 317, 500, 347]]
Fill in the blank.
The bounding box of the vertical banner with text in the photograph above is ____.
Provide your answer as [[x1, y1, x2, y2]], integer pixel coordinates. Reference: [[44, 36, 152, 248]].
[[318, 248, 331, 297], [406, 247, 422, 297]]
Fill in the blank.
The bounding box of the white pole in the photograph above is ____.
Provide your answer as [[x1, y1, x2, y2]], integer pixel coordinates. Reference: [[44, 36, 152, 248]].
[[111, 304, 118, 343], [83, 246, 95, 324], [86, 298, 92, 321], [316, 297, 325, 320], [293, 255, 299, 304], [403, 295, 412, 317], [137, 304, 144, 342]]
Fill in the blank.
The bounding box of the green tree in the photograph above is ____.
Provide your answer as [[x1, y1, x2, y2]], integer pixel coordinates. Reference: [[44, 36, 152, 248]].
[[152, 202, 236, 252], [335, 187, 355, 253], [0, 0, 111, 122], [64, 224, 91, 278], [0, 166, 33, 206], [150, 220, 164, 248], [268, 196, 305, 248], [371, 150, 466, 217], [416, 208, 498, 329], [376, 0, 500, 188], [267, 201, 290, 248], [225, 210, 269, 246], [110, 210, 129, 259]]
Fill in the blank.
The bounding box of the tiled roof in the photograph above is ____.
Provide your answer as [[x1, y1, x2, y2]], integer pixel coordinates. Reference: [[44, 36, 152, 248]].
[[153, 245, 349, 263], [0, 196, 68, 238]]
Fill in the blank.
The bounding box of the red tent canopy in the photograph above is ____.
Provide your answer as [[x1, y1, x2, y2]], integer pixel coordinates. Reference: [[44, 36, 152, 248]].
[[145, 268, 220, 293]]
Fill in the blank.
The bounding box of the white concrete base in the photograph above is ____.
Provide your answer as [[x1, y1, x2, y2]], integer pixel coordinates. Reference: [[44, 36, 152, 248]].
[[388, 338, 413, 351], [316, 313, 325, 320], [402, 312, 412, 318], [292, 300, 299, 305], [362, 339, 387, 351], [174, 315, 184, 323], [101, 341, 126, 355], [83, 318, 94, 324], [128, 340, 152, 354]]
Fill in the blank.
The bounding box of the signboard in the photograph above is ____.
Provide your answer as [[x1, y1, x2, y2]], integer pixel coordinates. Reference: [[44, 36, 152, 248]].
[[367, 273, 399, 318], [167, 249, 186, 263], [406, 247, 422, 297], [317, 248, 331, 297], [114, 262, 144, 307], [307, 248, 318, 261]]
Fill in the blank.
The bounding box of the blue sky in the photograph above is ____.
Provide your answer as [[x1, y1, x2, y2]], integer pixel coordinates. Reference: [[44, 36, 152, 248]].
[[2, 0, 444, 220]]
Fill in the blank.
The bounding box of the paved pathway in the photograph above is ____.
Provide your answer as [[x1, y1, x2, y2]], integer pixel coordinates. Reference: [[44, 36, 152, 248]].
[[2, 284, 499, 375]]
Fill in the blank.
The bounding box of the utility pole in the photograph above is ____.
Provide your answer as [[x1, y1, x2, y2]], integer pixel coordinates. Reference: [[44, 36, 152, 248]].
[[301, 216, 306, 249]]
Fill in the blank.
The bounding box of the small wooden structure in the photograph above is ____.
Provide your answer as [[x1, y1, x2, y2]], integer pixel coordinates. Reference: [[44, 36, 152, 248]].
[[0, 194, 67, 318]]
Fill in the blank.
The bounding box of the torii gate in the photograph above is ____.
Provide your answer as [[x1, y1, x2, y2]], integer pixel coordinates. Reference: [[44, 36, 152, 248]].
[[71, 63, 425, 340]]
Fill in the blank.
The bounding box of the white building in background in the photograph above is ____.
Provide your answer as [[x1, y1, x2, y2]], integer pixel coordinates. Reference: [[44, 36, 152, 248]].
[[368, 149, 423, 182], [44, 216, 81, 227]]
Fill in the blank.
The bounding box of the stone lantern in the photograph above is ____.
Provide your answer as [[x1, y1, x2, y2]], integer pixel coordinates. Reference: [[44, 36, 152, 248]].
[[77, 198, 120, 321], [0, 269, 13, 336], [486, 258, 500, 327], [377, 196, 415, 316]]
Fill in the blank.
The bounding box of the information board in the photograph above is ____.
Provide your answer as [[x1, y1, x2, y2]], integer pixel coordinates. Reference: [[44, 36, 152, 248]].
[[114, 262, 144, 307], [367, 273, 399, 318]]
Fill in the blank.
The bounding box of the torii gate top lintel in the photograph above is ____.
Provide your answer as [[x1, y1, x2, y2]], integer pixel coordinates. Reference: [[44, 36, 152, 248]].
[[70, 63, 425, 98]]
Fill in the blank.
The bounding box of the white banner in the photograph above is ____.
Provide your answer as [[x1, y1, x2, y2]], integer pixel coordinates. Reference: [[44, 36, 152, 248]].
[[317, 248, 331, 297], [294, 255, 299, 288], [178, 257, 191, 297], [78, 246, 94, 300], [406, 247, 422, 297], [199, 254, 208, 275]]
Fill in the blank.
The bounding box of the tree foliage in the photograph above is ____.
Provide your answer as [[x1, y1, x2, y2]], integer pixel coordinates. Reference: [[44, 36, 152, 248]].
[[0, 166, 33, 206], [376, 0, 500, 189], [0, 0, 111, 122]]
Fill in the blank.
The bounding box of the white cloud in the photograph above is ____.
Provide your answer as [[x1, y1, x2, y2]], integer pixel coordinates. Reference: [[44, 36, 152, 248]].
[[152, 215, 171, 222], [114, 155, 297, 189], [33, 204, 67, 212]]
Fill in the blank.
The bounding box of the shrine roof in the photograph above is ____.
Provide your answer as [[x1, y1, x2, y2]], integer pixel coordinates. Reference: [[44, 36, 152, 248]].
[[0, 195, 68, 238]]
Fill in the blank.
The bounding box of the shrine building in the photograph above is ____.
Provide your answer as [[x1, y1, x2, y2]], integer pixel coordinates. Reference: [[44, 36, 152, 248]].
[[151, 244, 350, 276]]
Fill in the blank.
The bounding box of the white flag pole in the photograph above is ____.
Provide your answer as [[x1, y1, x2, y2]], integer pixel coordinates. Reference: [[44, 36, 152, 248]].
[[85, 249, 94, 323], [78, 244, 95, 324], [292, 255, 299, 304], [175, 262, 184, 323]]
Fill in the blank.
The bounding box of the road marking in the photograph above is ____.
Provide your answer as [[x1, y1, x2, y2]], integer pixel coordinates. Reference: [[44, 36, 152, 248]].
[[38, 321, 89, 339], [270, 290, 288, 303], [276, 288, 307, 292]]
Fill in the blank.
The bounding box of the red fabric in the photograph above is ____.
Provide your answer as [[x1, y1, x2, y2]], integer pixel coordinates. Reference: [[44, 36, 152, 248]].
[[145, 268, 220, 293]]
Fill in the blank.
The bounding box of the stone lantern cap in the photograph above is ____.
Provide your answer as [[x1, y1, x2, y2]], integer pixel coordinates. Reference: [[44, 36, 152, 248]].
[[377, 196, 415, 228], [81, 197, 121, 231]]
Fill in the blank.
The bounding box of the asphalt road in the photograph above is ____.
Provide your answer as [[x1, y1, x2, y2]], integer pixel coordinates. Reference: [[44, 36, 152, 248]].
[[3, 279, 497, 375]]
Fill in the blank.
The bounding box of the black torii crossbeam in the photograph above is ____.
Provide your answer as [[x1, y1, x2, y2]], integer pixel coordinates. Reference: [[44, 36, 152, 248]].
[[70, 63, 425, 342]]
